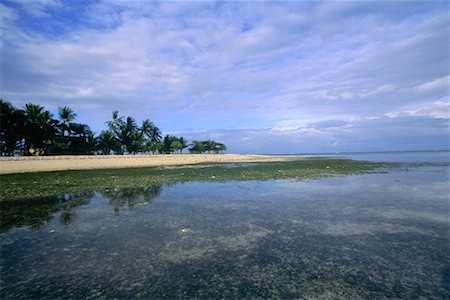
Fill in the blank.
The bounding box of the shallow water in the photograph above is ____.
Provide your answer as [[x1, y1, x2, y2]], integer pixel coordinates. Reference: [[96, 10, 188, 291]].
[[1, 165, 449, 299]]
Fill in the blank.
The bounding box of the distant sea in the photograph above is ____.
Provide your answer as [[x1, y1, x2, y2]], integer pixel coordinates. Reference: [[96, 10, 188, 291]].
[[273, 150, 450, 163]]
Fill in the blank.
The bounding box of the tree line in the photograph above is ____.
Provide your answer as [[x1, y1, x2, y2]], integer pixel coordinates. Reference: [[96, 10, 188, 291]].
[[0, 100, 226, 156]]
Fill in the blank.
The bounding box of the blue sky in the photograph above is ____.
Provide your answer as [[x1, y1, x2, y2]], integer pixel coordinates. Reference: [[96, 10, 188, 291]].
[[1, 0, 449, 154]]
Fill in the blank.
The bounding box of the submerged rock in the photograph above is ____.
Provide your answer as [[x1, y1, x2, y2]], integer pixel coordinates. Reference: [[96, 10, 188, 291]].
[[180, 225, 192, 233]]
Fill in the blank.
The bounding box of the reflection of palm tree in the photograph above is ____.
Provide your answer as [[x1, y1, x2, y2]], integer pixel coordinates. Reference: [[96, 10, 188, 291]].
[[60, 210, 76, 224], [100, 185, 163, 215], [57, 191, 93, 225], [0, 191, 94, 232]]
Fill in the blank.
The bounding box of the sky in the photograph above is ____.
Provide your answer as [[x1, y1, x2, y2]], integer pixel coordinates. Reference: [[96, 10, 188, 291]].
[[1, 0, 449, 154]]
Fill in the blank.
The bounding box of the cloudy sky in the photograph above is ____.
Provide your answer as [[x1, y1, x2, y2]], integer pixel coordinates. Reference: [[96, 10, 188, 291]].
[[1, 0, 449, 153]]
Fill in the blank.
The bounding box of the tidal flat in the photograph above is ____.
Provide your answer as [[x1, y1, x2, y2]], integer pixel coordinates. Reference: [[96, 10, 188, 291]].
[[1, 157, 449, 299], [0, 158, 394, 202]]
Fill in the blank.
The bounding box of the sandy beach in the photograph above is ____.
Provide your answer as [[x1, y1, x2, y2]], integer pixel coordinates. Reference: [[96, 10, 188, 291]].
[[0, 154, 302, 174]]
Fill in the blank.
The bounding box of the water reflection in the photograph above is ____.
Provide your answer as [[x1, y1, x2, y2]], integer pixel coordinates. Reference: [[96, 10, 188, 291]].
[[0, 191, 93, 232], [0, 185, 162, 232], [1, 167, 448, 299], [100, 185, 162, 215]]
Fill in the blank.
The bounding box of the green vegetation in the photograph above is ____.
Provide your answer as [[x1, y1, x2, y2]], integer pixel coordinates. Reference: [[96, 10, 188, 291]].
[[1, 101, 95, 156], [0, 100, 226, 156], [0, 158, 397, 202], [189, 140, 227, 153]]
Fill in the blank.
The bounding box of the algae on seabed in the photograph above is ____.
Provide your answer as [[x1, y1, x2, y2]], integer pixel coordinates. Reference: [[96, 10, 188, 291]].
[[0, 158, 397, 202]]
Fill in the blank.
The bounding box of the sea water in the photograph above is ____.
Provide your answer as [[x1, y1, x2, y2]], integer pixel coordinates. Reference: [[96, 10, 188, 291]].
[[305, 150, 450, 163], [1, 153, 449, 298]]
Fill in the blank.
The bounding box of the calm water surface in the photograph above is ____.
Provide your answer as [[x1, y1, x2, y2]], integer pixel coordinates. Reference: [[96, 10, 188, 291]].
[[1, 155, 449, 299]]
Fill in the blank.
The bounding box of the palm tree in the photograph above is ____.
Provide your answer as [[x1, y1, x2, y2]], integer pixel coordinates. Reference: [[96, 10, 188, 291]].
[[161, 135, 182, 154], [161, 135, 188, 154], [204, 140, 216, 154], [140, 119, 162, 154], [106, 111, 125, 137], [188, 140, 226, 154], [70, 123, 90, 137], [149, 142, 163, 154], [148, 142, 160, 154], [214, 142, 227, 153], [68, 123, 95, 154], [178, 137, 187, 153], [2, 101, 203, 157], [58, 106, 77, 136], [150, 126, 162, 144], [170, 140, 183, 153], [117, 116, 141, 154], [162, 135, 173, 154], [141, 119, 161, 143], [96, 130, 119, 155], [128, 130, 143, 154], [0, 100, 26, 156], [188, 140, 205, 154], [23, 103, 56, 155]]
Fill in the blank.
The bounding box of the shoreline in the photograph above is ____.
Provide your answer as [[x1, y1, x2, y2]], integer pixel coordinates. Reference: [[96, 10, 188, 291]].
[[0, 154, 303, 175], [1, 158, 391, 202]]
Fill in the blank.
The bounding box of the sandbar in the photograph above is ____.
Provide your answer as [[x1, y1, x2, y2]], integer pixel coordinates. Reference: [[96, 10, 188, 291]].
[[0, 154, 303, 175]]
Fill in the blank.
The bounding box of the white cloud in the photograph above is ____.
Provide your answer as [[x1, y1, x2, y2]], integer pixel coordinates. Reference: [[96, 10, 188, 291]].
[[385, 99, 449, 119], [8, 0, 61, 17], [415, 76, 449, 92], [0, 3, 17, 21], [1, 1, 448, 152]]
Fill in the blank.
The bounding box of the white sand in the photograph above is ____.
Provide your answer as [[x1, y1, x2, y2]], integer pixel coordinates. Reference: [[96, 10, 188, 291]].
[[0, 154, 302, 174]]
